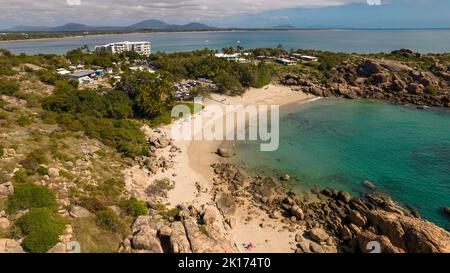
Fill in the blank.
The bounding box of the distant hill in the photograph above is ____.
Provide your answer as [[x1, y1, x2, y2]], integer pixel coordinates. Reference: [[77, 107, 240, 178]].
[[271, 24, 298, 30], [128, 19, 171, 30], [5, 19, 217, 32], [128, 19, 215, 30]]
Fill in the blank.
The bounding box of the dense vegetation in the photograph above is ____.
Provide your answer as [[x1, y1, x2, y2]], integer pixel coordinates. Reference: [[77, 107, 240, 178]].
[[13, 208, 66, 253], [150, 49, 274, 95]]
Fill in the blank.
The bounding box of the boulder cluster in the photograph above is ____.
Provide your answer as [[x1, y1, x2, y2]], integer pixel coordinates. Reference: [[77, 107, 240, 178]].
[[120, 202, 237, 253], [211, 162, 450, 253], [283, 50, 450, 107]]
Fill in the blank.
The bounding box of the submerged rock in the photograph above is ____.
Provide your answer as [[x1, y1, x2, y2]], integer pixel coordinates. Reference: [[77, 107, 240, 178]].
[[363, 181, 376, 190], [281, 174, 290, 181], [217, 148, 232, 158]]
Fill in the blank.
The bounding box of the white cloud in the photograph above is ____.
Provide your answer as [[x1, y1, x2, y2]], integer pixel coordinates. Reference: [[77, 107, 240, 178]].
[[0, 0, 382, 27]]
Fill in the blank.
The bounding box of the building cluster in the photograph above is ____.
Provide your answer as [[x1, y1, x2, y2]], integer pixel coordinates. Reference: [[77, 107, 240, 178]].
[[257, 53, 318, 66], [94, 41, 151, 56], [214, 52, 252, 63], [57, 65, 115, 85], [54, 41, 155, 86]]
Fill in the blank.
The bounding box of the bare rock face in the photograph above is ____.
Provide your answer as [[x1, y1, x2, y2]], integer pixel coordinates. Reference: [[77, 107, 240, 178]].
[[348, 210, 367, 228], [359, 60, 382, 77], [183, 217, 237, 253], [69, 205, 92, 218], [290, 205, 304, 220], [0, 239, 24, 253], [0, 217, 11, 231], [170, 221, 192, 253], [0, 182, 14, 198], [132, 226, 163, 253], [202, 206, 217, 225], [367, 210, 450, 253], [407, 83, 424, 94], [356, 230, 404, 253], [309, 228, 330, 244]]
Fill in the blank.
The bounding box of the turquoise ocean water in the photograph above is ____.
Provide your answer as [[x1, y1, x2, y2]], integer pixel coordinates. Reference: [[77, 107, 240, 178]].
[[233, 99, 450, 229]]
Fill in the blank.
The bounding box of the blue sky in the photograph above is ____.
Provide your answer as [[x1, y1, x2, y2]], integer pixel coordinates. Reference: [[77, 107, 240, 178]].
[[1, 0, 450, 28]]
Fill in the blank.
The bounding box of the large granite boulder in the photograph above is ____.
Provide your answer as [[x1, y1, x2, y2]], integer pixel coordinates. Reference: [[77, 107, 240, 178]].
[[309, 228, 330, 244], [367, 210, 450, 253], [170, 221, 192, 253], [0, 239, 24, 253], [0, 182, 13, 198], [359, 60, 382, 77], [132, 226, 163, 253]]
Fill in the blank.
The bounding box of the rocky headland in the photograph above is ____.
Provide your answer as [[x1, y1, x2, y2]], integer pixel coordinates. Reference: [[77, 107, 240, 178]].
[[282, 49, 450, 108]]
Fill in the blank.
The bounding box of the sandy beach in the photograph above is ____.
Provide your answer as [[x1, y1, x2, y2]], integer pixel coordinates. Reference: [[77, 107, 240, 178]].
[[125, 84, 317, 252]]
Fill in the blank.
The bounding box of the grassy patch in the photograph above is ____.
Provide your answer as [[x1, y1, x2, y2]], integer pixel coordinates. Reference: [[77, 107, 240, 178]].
[[16, 115, 33, 127], [7, 183, 57, 213], [95, 209, 120, 232], [72, 217, 124, 253]]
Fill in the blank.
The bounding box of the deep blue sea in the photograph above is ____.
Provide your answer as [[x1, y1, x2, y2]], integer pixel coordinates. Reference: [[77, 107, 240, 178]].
[[233, 99, 450, 230], [2, 29, 450, 55]]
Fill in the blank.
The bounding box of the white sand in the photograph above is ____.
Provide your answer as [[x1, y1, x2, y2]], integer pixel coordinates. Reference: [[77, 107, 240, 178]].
[[129, 84, 318, 252]]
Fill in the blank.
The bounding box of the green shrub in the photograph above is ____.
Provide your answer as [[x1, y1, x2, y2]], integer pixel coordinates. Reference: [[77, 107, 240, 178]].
[[35, 69, 60, 85], [7, 183, 57, 213], [77, 197, 106, 213], [24, 66, 34, 73], [90, 178, 125, 206], [19, 150, 49, 173], [119, 197, 148, 217], [424, 85, 439, 95], [0, 111, 7, 120], [12, 169, 30, 184], [37, 166, 49, 176], [0, 144, 4, 158], [147, 178, 174, 198], [14, 208, 66, 253], [0, 63, 16, 76], [156, 204, 180, 219], [0, 78, 20, 95], [0, 98, 6, 108], [16, 115, 33, 126], [199, 226, 209, 237], [96, 209, 119, 232]]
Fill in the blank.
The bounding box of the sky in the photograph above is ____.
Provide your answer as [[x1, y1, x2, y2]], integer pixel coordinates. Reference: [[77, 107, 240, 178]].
[[0, 0, 450, 29]]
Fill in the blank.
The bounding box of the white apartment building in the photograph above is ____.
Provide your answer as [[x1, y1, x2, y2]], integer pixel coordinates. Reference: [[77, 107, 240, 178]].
[[95, 41, 151, 56]]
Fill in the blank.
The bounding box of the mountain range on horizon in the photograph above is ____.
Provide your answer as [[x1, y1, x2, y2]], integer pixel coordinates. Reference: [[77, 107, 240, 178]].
[[3, 19, 218, 32], [3, 19, 301, 32]]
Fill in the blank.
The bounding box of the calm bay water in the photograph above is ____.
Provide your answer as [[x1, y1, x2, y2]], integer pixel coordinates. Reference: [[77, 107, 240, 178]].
[[2, 29, 450, 55], [233, 99, 450, 229]]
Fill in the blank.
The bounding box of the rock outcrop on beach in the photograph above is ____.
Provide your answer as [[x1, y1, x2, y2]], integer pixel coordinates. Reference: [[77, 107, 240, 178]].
[[282, 49, 450, 108], [210, 162, 450, 253]]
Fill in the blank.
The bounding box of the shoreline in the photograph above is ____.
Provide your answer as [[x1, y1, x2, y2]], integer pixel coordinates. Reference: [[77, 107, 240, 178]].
[[125, 84, 450, 253], [167, 84, 317, 252]]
